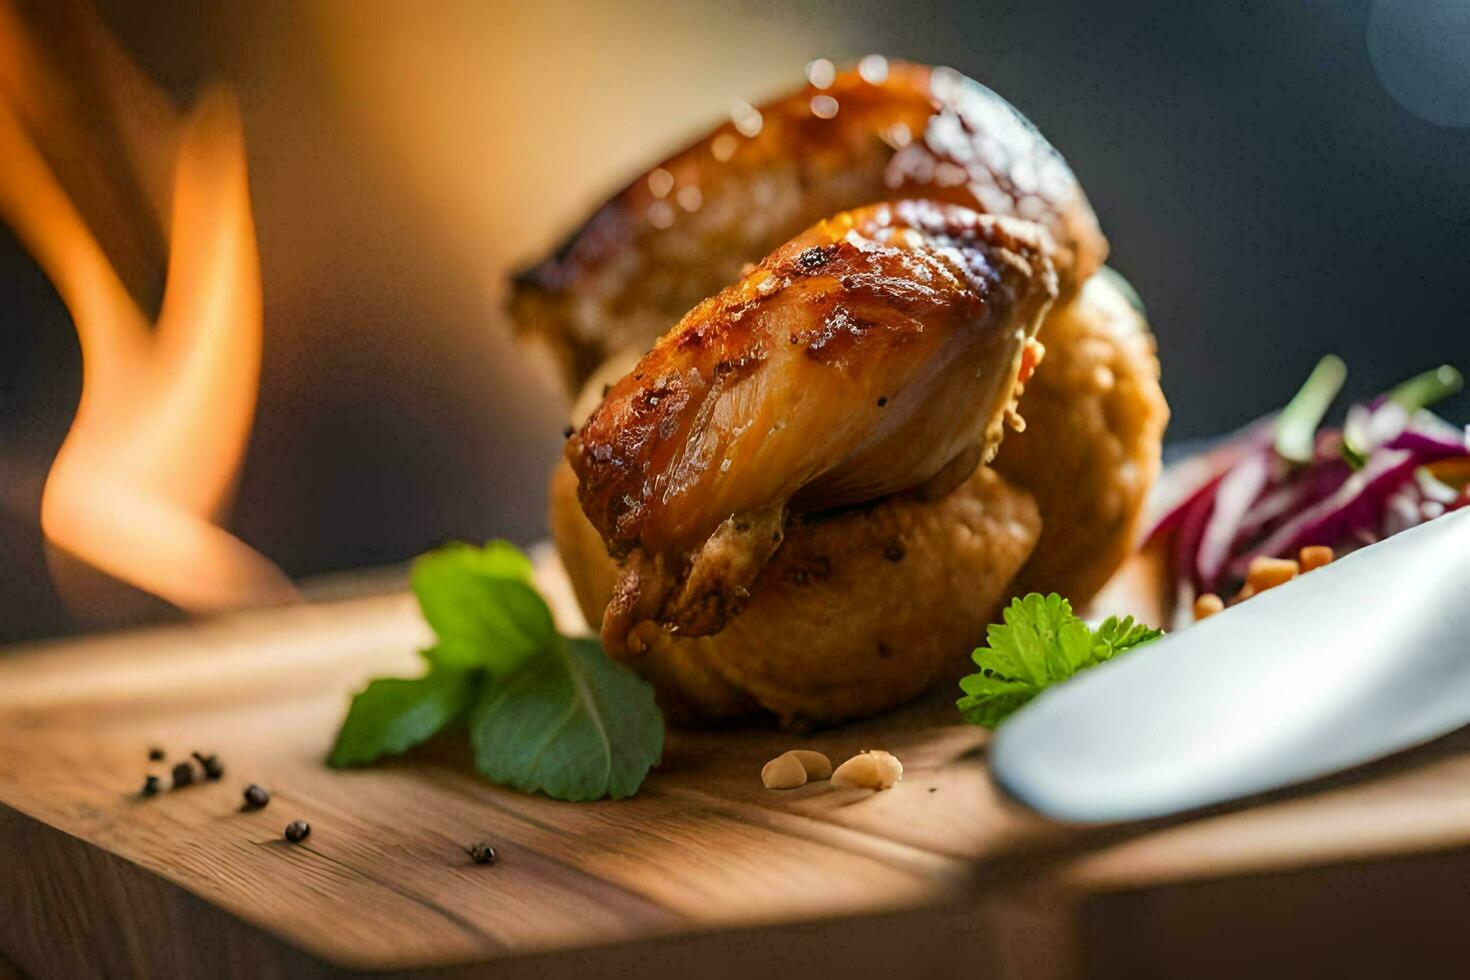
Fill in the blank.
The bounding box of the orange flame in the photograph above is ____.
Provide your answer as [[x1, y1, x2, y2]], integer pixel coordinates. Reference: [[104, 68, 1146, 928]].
[[0, 0, 296, 612]]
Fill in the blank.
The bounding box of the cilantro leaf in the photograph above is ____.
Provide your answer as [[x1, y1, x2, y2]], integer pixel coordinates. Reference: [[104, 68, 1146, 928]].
[[1090, 615, 1164, 664], [328, 666, 476, 767], [957, 594, 1163, 729], [469, 637, 663, 801], [981, 592, 1095, 684], [411, 541, 554, 673], [956, 671, 1037, 728]]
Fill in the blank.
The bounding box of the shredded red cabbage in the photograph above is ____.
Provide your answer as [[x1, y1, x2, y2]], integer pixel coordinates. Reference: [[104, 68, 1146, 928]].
[[1145, 358, 1467, 625]]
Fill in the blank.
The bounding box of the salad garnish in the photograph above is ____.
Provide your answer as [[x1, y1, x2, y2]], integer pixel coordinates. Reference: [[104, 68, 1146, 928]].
[[1148, 356, 1467, 626]]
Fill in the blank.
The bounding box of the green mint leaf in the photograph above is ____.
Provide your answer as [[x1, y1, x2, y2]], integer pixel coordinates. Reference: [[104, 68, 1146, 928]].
[[469, 637, 663, 801], [957, 594, 1162, 729], [331, 540, 664, 802], [411, 541, 554, 673], [328, 666, 476, 768], [1090, 615, 1164, 665], [426, 539, 536, 582]]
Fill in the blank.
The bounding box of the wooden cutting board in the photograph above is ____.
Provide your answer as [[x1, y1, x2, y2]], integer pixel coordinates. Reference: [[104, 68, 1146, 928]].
[[2, 557, 1470, 978]]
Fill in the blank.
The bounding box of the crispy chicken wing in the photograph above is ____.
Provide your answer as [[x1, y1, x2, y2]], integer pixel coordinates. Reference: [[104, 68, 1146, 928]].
[[512, 60, 1103, 389], [569, 200, 1057, 653]]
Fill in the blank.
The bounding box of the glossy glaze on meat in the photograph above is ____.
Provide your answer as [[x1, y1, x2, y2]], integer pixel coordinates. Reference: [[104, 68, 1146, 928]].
[[568, 200, 1057, 652], [511, 60, 1101, 390]]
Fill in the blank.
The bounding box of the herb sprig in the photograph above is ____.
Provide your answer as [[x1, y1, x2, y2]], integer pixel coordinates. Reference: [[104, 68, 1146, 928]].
[[328, 541, 663, 801], [957, 593, 1162, 728]]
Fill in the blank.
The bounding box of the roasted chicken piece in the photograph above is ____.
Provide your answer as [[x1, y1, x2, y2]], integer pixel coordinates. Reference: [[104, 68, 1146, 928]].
[[513, 60, 1166, 616], [569, 200, 1057, 654], [512, 60, 1103, 390]]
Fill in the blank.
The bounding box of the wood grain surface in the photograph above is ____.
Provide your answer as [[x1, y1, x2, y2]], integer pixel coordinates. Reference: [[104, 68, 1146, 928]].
[[2, 561, 1469, 978]]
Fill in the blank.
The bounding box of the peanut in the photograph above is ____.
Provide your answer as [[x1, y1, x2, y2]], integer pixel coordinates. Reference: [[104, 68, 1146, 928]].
[[786, 749, 832, 781], [1298, 545, 1334, 572], [761, 752, 808, 790], [1193, 592, 1224, 621], [1245, 556, 1298, 593], [831, 750, 903, 790]]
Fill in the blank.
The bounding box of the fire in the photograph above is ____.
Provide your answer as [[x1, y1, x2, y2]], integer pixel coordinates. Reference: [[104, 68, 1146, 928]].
[[0, 0, 296, 612]]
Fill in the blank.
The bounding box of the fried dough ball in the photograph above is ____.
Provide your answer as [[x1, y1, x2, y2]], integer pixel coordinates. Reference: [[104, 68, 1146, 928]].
[[549, 458, 1039, 727], [991, 270, 1169, 604]]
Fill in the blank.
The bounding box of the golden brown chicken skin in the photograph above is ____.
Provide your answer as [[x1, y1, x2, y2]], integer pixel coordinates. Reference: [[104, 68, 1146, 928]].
[[512, 60, 1103, 390], [569, 200, 1057, 654]]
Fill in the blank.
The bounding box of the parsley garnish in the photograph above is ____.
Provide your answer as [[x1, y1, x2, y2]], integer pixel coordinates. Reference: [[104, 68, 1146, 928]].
[[957, 593, 1162, 729], [328, 541, 663, 801]]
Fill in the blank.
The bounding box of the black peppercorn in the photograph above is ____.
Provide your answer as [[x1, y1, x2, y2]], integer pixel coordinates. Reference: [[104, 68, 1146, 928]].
[[242, 784, 271, 810], [562, 425, 574, 439], [148, 747, 165, 762], [171, 761, 195, 789], [192, 752, 224, 780], [141, 774, 161, 797], [466, 842, 498, 865], [284, 820, 310, 843]]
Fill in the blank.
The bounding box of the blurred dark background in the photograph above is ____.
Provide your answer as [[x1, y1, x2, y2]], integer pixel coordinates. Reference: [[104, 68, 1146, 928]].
[[4, 0, 1469, 641]]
